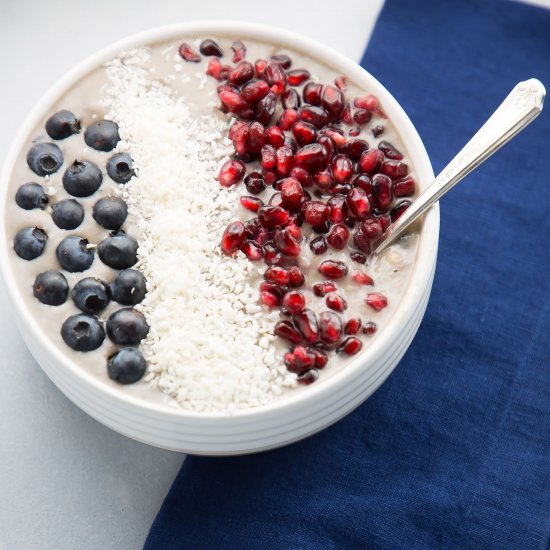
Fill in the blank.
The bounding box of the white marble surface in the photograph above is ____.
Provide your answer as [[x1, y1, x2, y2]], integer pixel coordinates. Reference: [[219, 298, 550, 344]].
[[0, 1, 379, 548]]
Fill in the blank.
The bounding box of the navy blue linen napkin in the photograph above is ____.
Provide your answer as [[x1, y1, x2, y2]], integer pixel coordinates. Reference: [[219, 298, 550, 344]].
[[145, 1, 550, 548]]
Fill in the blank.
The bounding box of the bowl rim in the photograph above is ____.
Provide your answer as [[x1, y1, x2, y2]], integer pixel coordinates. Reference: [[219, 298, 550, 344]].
[[0, 20, 439, 421]]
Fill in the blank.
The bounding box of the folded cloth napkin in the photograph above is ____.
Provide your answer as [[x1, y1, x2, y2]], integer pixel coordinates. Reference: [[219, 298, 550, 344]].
[[145, 0, 550, 548]]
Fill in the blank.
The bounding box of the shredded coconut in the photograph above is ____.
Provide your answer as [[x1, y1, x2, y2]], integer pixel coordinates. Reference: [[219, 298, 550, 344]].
[[103, 48, 295, 412]]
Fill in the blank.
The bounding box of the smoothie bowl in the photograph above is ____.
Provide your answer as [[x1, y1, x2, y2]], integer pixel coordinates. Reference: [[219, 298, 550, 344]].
[[0, 21, 439, 455]]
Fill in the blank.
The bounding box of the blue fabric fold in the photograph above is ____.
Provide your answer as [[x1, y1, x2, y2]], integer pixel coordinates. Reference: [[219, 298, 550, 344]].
[[145, 1, 550, 548]]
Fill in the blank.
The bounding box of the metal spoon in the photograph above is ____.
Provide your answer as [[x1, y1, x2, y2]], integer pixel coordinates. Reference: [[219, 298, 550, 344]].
[[373, 78, 546, 255]]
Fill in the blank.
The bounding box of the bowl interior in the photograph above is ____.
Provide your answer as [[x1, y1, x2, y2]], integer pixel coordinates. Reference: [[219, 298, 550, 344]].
[[0, 21, 439, 421]]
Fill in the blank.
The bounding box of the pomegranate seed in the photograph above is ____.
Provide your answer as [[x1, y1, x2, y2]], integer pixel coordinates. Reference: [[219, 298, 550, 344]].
[[350, 251, 367, 264], [331, 154, 353, 183], [313, 281, 337, 297], [244, 172, 265, 195], [259, 144, 277, 170], [241, 79, 270, 103], [263, 244, 284, 266], [363, 321, 377, 335], [319, 310, 343, 344], [310, 347, 328, 369], [339, 138, 369, 159], [352, 271, 374, 285], [321, 85, 345, 118], [247, 121, 265, 152], [345, 318, 362, 335], [341, 103, 353, 124], [288, 266, 305, 287], [326, 293, 347, 312], [287, 69, 311, 86], [290, 166, 314, 188], [353, 109, 372, 125], [255, 228, 271, 246], [258, 205, 289, 228], [260, 290, 280, 307], [372, 174, 393, 210], [262, 169, 277, 186], [221, 221, 246, 255], [322, 128, 346, 147], [353, 173, 373, 194], [268, 191, 282, 205], [326, 224, 349, 249], [335, 75, 347, 90], [260, 281, 287, 298], [265, 265, 290, 285], [278, 108, 299, 131], [349, 127, 361, 137], [240, 196, 263, 212], [309, 235, 328, 255], [280, 177, 305, 211], [286, 222, 302, 241], [391, 200, 411, 222], [264, 62, 287, 95], [229, 61, 254, 85], [282, 291, 306, 314], [338, 337, 362, 355], [237, 108, 255, 120], [206, 58, 223, 80], [378, 214, 391, 231], [347, 187, 371, 220], [366, 293, 388, 311], [178, 43, 201, 62], [270, 54, 292, 68], [297, 369, 319, 385], [282, 88, 301, 110], [231, 124, 250, 156], [219, 89, 248, 113], [274, 229, 301, 257], [294, 143, 329, 172], [372, 125, 385, 137], [316, 136, 335, 161], [313, 167, 332, 189], [255, 58, 267, 77], [276, 146, 295, 176], [245, 218, 261, 238], [381, 161, 409, 179], [254, 92, 276, 124], [361, 218, 383, 239], [264, 126, 285, 148], [218, 159, 245, 187], [353, 226, 371, 254], [299, 105, 330, 129], [290, 121, 315, 146], [318, 260, 348, 279], [331, 183, 353, 196], [301, 201, 330, 225], [229, 119, 247, 139], [241, 241, 263, 261], [220, 65, 232, 80], [327, 196, 348, 223], [293, 309, 319, 343], [200, 39, 223, 57], [378, 140, 403, 160], [359, 149, 384, 174], [303, 82, 323, 105], [275, 320, 302, 344], [354, 94, 379, 111], [285, 348, 314, 374], [231, 40, 246, 62], [393, 176, 416, 197]]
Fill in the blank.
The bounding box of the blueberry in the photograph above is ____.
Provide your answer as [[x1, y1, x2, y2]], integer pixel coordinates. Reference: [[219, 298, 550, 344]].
[[51, 199, 84, 230], [45, 110, 80, 140], [72, 277, 110, 313], [56, 236, 94, 272], [61, 313, 105, 351], [62, 160, 103, 197], [26, 142, 64, 176], [107, 347, 147, 384], [110, 269, 147, 305], [84, 120, 120, 152], [98, 231, 138, 269], [33, 270, 69, 306], [15, 182, 48, 210], [92, 196, 128, 230], [106, 153, 135, 184], [106, 308, 149, 345], [13, 227, 47, 260]]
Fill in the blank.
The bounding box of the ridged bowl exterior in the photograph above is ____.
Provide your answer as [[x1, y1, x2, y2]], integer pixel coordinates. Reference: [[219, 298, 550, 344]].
[[0, 21, 439, 455]]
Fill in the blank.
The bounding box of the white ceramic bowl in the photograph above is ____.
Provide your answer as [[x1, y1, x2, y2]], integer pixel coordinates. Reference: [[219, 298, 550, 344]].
[[0, 21, 439, 455]]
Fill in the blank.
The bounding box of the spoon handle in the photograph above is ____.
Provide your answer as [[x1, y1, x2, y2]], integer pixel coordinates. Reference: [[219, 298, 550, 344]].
[[374, 78, 546, 255]]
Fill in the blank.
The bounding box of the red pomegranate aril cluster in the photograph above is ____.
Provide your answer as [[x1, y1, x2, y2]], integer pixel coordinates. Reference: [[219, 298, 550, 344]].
[[197, 40, 409, 383]]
